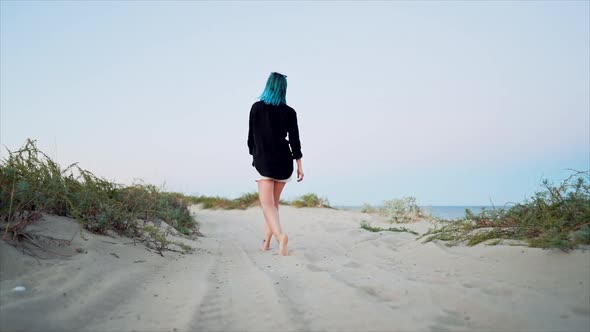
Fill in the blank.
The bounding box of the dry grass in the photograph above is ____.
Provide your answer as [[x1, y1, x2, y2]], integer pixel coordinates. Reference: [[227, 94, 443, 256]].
[[360, 221, 419, 235]]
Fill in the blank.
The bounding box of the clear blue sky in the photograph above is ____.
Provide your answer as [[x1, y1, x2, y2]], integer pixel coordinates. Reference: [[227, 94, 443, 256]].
[[1, 1, 588, 206]]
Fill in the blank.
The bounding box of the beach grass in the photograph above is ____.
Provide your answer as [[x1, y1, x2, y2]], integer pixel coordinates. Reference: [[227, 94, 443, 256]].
[[189, 192, 332, 209], [1, 139, 199, 253], [419, 170, 590, 250], [360, 221, 419, 235], [187, 192, 259, 209]]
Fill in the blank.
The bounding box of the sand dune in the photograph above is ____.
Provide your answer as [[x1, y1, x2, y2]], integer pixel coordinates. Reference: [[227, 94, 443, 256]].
[[1, 206, 589, 331]]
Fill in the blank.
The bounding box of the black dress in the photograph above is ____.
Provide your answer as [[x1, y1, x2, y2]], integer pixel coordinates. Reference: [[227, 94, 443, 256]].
[[247, 101, 303, 180]]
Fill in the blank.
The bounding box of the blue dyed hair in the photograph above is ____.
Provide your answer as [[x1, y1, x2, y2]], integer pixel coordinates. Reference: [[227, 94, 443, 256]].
[[259, 72, 287, 106]]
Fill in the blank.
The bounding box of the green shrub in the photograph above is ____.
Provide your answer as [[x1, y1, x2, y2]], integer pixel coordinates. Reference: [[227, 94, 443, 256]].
[[290, 193, 330, 208], [235, 192, 259, 208], [380, 196, 425, 223]]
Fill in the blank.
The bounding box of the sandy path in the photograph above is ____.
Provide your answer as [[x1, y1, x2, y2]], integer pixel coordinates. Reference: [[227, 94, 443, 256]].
[[2, 206, 589, 331], [182, 207, 590, 332]]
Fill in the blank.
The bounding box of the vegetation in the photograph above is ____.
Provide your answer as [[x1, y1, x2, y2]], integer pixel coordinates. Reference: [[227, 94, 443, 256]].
[[362, 197, 428, 222], [419, 171, 590, 250], [140, 224, 193, 254], [381, 196, 428, 223], [360, 221, 419, 235], [188, 192, 333, 210], [0, 139, 199, 255], [360, 203, 378, 213], [187, 192, 260, 210], [290, 193, 331, 208]]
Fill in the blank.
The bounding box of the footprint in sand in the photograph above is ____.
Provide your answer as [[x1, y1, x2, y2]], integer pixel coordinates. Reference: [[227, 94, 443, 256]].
[[461, 282, 478, 289], [429, 309, 470, 331], [343, 261, 361, 269], [303, 252, 320, 263], [481, 287, 512, 297], [359, 286, 378, 297], [462, 282, 512, 297], [306, 264, 324, 272]]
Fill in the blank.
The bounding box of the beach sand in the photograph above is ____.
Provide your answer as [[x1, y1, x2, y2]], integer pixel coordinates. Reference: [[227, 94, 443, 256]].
[[1, 206, 589, 331]]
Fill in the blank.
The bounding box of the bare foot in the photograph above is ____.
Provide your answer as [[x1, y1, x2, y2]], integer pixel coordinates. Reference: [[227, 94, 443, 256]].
[[261, 239, 270, 251], [261, 231, 272, 251], [279, 234, 289, 256]]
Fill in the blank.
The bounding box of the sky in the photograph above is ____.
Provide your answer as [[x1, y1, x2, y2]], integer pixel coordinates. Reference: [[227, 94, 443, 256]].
[[1, 1, 589, 206]]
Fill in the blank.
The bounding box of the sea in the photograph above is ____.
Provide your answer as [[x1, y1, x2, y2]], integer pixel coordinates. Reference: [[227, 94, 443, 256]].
[[333, 205, 506, 220]]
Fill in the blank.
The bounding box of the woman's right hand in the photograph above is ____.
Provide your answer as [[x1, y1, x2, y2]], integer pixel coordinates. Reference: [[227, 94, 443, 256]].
[[297, 167, 304, 182], [295, 159, 304, 182]]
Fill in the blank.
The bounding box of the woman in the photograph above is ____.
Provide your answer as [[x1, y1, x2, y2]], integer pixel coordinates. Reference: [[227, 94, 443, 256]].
[[247, 72, 304, 256]]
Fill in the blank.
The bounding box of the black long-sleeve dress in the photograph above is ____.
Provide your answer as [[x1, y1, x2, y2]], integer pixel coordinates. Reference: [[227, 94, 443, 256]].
[[248, 101, 303, 180]]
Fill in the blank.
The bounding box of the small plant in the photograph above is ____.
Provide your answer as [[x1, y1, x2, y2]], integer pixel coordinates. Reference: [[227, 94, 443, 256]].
[[360, 221, 419, 235], [290, 193, 331, 208], [139, 224, 193, 255], [175, 242, 193, 253], [142, 225, 170, 252], [360, 203, 377, 213], [380, 196, 425, 223]]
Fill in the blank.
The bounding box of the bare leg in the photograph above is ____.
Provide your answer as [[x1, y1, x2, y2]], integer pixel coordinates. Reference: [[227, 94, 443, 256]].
[[259, 180, 276, 251], [273, 181, 286, 209], [273, 181, 288, 255], [262, 222, 272, 251], [257, 180, 289, 256], [272, 181, 286, 244], [263, 181, 287, 248]]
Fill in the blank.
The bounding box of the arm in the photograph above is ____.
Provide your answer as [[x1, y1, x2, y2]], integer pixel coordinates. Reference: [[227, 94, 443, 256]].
[[288, 111, 303, 160], [289, 111, 304, 182], [295, 158, 304, 182]]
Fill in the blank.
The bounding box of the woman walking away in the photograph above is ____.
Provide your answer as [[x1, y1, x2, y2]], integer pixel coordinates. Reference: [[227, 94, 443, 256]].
[[248, 72, 304, 256]]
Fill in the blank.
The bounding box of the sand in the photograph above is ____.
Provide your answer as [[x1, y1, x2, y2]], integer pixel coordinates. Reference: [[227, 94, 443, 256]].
[[1, 206, 589, 332]]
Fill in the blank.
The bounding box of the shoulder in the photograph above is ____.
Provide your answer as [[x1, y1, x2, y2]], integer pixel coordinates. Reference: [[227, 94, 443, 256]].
[[252, 100, 267, 108], [281, 104, 296, 115], [250, 101, 264, 115]]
